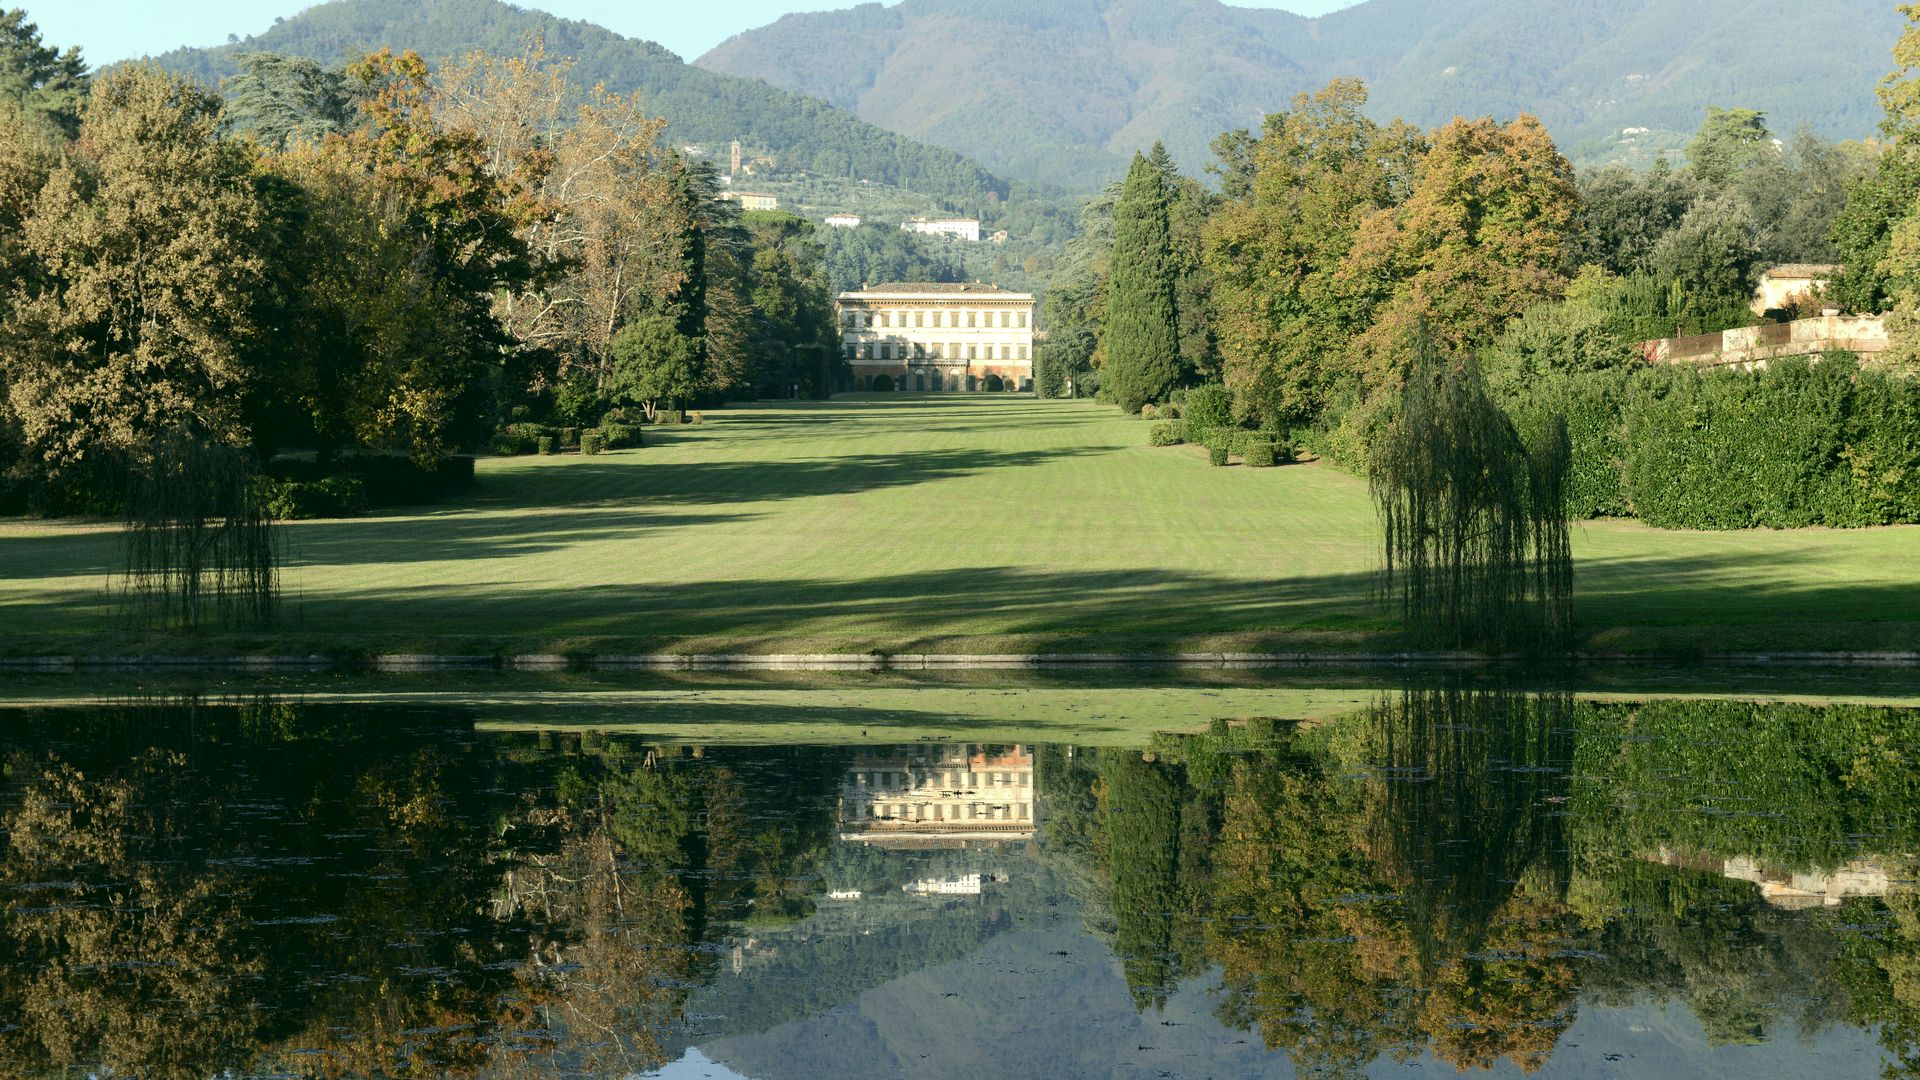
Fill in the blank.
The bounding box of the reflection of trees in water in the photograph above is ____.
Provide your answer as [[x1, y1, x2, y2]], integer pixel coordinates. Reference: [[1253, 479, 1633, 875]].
[[1055, 692, 1920, 1078], [0, 703, 851, 1079]]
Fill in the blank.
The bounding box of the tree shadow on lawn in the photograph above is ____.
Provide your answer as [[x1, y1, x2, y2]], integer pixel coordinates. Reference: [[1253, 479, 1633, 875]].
[[0, 444, 1103, 579], [0, 509, 760, 581], [294, 548, 1920, 643], [471, 445, 1105, 510]]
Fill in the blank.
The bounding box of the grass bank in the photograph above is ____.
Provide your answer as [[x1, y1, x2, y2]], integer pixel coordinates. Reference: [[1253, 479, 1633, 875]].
[[1, 396, 1915, 659]]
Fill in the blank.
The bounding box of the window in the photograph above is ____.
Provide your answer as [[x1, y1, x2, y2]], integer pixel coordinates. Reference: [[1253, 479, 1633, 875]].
[[966, 345, 976, 360], [879, 312, 890, 329], [1016, 311, 1028, 328], [931, 343, 943, 359], [1018, 345, 1029, 360], [844, 344, 856, 359], [966, 311, 976, 328]]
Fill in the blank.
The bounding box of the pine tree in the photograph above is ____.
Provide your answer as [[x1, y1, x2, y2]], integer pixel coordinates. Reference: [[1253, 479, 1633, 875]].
[[1104, 145, 1181, 414]]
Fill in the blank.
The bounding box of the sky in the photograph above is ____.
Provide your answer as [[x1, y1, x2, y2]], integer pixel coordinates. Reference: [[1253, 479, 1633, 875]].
[[29, 0, 1365, 67]]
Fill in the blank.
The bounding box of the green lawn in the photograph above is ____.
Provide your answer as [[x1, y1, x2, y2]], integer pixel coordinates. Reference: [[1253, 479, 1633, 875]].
[[1, 395, 1915, 658]]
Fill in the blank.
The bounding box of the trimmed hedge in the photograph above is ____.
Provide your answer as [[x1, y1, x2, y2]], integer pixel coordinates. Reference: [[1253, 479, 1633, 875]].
[[1184, 384, 1233, 444], [1208, 443, 1230, 467], [1509, 355, 1920, 528], [537, 435, 556, 455], [1149, 420, 1187, 447], [262, 454, 473, 511], [581, 430, 606, 455], [256, 476, 369, 520], [1243, 441, 1277, 468], [598, 423, 642, 450]]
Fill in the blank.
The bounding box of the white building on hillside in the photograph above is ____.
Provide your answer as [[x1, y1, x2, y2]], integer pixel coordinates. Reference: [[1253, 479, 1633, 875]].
[[902, 218, 981, 242], [824, 213, 863, 228]]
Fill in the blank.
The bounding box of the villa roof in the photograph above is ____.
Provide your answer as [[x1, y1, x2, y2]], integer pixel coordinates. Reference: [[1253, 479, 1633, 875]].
[[844, 281, 1031, 297]]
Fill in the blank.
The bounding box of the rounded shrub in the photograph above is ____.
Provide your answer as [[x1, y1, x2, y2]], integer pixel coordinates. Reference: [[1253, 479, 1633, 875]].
[[1185, 384, 1233, 442], [1149, 420, 1187, 447], [1140, 403, 1158, 420]]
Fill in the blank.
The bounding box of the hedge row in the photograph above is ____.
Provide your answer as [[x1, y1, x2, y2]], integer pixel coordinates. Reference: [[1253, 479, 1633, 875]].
[[1508, 355, 1920, 529], [494, 422, 642, 457], [261, 454, 475, 515]]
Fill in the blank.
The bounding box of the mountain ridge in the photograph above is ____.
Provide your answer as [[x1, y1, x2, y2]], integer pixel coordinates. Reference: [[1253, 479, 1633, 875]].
[[698, 0, 1905, 189], [142, 0, 1020, 213]]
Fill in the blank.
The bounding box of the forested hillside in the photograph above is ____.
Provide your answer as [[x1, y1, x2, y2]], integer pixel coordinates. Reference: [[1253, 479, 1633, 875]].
[[699, 0, 1906, 189], [145, 0, 1013, 212]]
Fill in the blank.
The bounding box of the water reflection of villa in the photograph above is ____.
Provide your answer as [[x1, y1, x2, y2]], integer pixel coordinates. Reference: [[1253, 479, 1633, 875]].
[[838, 744, 1036, 847], [1656, 848, 1901, 910]]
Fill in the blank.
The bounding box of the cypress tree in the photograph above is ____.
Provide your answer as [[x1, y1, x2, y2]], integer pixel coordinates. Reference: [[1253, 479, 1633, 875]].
[[1105, 145, 1181, 413]]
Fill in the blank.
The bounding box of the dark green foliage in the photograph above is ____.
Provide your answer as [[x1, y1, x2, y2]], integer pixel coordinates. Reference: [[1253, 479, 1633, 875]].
[[120, 431, 277, 630], [1517, 358, 1920, 528], [255, 474, 368, 519], [262, 453, 472, 508], [1098, 753, 1187, 1011], [494, 423, 548, 456], [871, 374, 893, 392], [1571, 163, 1698, 276], [559, 426, 580, 448], [221, 52, 352, 150], [1505, 371, 1631, 519], [1370, 349, 1573, 652], [0, 9, 87, 140], [580, 430, 605, 456], [1207, 443, 1229, 467], [1180, 384, 1232, 444], [1104, 148, 1181, 415], [816, 223, 962, 295], [1685, 107, 1773, 187], [1370, 685, 1572, 967], [1148, 421, 1186, 447], [1830, 148, 1920, 314], [1243, 441, 1276, 468], [1622, 356, 1920, 529], [596, 423, 641, 450], [536, 435, 555, 455], [1650, 194, 1764, 335]]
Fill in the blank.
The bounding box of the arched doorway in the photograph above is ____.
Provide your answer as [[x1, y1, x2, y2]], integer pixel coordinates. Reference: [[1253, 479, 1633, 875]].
[[872, 374, 894, 392], [914, 372, 926, 392]]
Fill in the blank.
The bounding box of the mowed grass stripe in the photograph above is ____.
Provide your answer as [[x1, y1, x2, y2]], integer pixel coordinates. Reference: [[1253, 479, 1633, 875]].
[[0, 395, 1915, 656]]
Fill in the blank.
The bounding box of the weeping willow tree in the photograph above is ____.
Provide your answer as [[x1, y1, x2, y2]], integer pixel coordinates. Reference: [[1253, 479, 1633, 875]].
[[119, 430, 278, 629], [1371, 343, 1573, 653], [1368, 683, 1574, 970]]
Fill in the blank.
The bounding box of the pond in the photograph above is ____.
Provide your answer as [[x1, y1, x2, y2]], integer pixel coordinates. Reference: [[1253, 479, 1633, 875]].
[[0, 678, 1916, 1078]]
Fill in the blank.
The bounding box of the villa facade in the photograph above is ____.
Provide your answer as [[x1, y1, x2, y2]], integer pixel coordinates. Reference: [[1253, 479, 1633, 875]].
[[835, 281, 1036, 392]]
